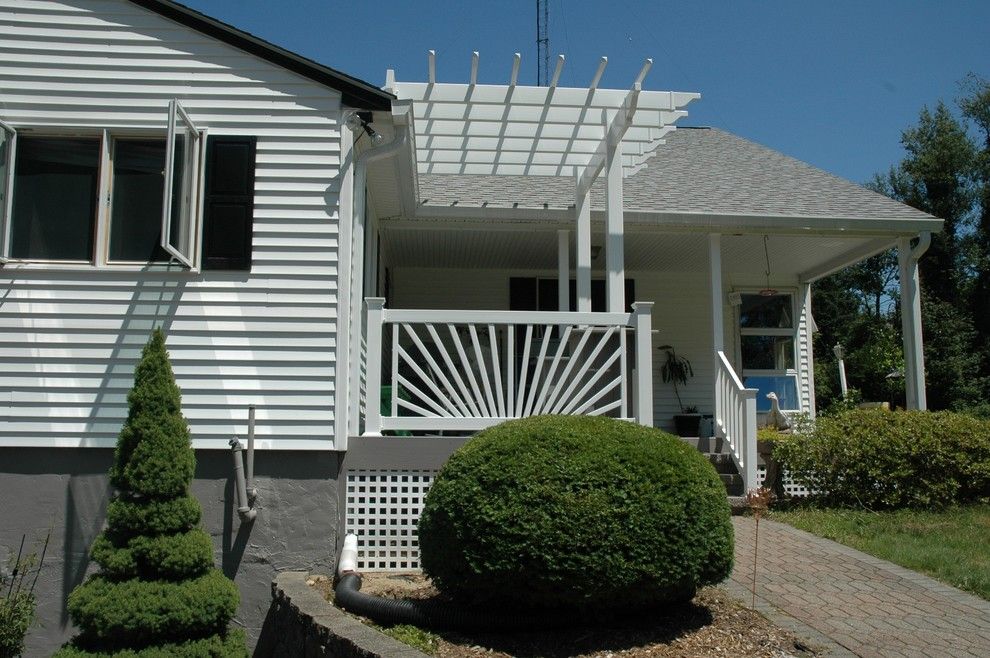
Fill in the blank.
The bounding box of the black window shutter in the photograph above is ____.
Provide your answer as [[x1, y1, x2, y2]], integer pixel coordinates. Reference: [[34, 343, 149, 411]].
[[201, 136, 256, 270]]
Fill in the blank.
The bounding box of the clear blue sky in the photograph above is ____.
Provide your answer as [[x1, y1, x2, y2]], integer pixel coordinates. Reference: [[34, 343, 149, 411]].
[[181, 0, 989, 185]]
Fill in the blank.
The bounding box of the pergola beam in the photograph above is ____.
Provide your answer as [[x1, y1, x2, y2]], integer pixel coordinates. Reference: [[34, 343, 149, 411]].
[[577, 80, 644, 197]]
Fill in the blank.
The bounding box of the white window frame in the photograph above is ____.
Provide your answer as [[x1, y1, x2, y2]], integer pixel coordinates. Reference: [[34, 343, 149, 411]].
[[161, 100, 206, 269], [0, 100, 206, 270], [736, 289, 801, 412], [0, 118, 17, 264]]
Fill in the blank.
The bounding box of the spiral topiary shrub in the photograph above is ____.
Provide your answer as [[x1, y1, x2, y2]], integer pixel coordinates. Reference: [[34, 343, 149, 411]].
[[418, 415, 733, 614], [56, 329, 245, 657]]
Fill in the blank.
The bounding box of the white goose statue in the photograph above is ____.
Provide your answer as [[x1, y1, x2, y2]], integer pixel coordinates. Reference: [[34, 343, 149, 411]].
[[765, 392, 792, 431]]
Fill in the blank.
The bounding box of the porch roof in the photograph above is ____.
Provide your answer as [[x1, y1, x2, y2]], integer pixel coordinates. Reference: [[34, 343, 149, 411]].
[[412, 127, 939, 227]]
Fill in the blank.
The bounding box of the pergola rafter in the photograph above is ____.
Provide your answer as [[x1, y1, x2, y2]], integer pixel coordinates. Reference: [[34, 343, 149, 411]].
[[391, 51, 698, 178]]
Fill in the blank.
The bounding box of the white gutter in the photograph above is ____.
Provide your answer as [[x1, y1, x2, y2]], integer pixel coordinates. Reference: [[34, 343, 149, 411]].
[[340, 111, 410, 445]]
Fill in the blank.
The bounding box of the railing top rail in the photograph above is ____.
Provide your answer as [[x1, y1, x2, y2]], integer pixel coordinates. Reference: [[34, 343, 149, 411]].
[[716, 350, 748, 392], [381, 308, 636, 327]]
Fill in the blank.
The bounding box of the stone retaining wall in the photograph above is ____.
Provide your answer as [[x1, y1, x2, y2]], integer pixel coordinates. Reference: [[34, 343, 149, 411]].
[[266, 571, 430, 658]]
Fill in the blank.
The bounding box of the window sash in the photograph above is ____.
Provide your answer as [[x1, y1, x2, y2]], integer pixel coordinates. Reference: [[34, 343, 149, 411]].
[[736, 290, 800, 410], [161, 100, 203, 269], [108, 137, 170, 263], [741, 333, 796, 371], [7, 134, 101, 262], [0, 118, 16, 262]]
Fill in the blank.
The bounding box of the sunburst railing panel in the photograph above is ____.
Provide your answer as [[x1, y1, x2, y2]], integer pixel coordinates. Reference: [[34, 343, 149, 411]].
[[363, 301, 654, 435]]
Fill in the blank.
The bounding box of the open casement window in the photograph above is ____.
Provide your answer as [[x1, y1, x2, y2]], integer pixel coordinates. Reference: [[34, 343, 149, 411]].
[[161, 100, 206, 268], [0, 119, 16, 262], [738, 292, 800, 412]]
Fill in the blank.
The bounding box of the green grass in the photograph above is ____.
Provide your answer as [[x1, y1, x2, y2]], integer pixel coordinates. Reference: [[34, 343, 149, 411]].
[[772, 504, 990, 600], [381, 624, 441, 655]]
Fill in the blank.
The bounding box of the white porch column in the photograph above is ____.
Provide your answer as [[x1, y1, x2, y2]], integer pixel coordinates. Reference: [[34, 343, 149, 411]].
[[898, 237, 928, 410], [605, 136, 625, 312], [574, 170, 592, 311], [363, 298, 386, 437], [709, 234, 725, 352], [557, 229, 570, 311], [632, 302, 654, 427]]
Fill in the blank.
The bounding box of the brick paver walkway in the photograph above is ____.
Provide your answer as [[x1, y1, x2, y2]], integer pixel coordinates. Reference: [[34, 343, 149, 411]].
[[727, 517, 990, 657]]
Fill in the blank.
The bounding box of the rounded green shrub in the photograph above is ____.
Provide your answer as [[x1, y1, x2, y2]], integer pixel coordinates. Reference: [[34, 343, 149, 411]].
[[61, 329, 245, 656], [418, 415, 733, 613], [774, 408, 990, 508]]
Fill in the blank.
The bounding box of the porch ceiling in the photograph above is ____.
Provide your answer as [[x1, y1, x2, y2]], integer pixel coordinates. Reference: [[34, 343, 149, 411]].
[[379, 224, 892, 278]]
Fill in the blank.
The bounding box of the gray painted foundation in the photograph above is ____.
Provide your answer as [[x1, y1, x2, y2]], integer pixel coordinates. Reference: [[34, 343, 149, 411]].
[[0, 447, 341, 657]]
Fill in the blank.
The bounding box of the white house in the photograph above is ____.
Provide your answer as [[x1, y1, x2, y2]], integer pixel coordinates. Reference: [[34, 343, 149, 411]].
[[0, 0, 941, 653]]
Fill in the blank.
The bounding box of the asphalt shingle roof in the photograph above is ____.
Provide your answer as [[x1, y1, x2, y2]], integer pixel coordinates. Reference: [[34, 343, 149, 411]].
[[417, 127, 936, 222]]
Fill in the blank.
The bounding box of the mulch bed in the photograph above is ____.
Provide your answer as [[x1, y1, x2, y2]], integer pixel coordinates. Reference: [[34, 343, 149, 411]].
[[311, 573, 820, 658]]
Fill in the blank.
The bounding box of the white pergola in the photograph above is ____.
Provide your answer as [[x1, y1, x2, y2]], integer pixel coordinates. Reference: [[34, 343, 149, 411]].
[[387, 51, 699, 314]]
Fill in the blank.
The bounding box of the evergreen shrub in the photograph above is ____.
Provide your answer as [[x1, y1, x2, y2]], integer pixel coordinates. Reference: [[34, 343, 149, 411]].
[[56, 329, 245, 656], [418, 415, 733, 614], [774, 408, 990, 508]]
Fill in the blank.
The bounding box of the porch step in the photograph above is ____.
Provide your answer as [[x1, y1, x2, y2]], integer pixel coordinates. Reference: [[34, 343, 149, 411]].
[[678, 436, 724, 453], [681, 435, 747, 498], [718, 472, 745, 496]]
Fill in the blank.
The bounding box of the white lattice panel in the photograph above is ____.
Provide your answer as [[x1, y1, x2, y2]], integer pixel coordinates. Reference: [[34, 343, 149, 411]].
[[756, 465, 811, 497], [345, 469, 437, 571]]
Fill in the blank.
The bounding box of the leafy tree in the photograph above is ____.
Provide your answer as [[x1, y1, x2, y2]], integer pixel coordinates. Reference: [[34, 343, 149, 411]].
[[57, 330, 245, 657], [814, 76, 990, 413], [875, 102, 976, 303], [920, 297, 986, 411], [959, 75, 990, 352]]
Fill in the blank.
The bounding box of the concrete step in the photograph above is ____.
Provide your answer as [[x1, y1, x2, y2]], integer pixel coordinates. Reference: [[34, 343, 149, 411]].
[[679, 436, 724, 453], [684, 437, 748, 500], [720, 472, 744, 496], [706, 452, 738, 474]]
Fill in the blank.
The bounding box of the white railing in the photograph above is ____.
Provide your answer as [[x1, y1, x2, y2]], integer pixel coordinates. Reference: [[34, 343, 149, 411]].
[[714, 350, 759, 493], [363, 298, 654, 435]]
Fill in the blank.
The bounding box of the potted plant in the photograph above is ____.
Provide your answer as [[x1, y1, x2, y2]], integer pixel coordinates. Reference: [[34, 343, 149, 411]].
[[658, 345, 701, 437]]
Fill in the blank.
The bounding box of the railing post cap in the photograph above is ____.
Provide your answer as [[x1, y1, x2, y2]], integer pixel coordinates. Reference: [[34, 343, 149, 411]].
[[631, 301, 654, 312], [365, 297, 386, 310]]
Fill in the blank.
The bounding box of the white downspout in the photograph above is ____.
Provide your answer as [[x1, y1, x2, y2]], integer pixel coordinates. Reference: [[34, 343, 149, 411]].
[[344, 117, 410, 441]]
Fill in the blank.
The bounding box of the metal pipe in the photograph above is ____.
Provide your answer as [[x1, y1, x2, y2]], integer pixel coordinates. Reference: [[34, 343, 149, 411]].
[[333, 533, 582, 631], [228, 438, 257, 522], [246, 405, 256, 502]]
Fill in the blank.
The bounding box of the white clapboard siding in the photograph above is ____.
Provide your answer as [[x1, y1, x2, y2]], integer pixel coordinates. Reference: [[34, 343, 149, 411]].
[[0, 0, 348, 449]]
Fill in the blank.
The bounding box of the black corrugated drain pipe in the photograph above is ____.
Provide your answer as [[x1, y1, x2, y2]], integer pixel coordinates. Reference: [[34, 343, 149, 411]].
[[334, 534, 575, 632]]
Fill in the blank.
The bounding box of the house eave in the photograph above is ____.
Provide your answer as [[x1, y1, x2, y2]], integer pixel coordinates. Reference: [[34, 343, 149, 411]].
[[400, 205, 945, 237]]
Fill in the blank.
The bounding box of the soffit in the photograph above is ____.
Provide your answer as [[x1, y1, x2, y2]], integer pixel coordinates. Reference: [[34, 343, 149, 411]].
[[380, 225, 888, 276]]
